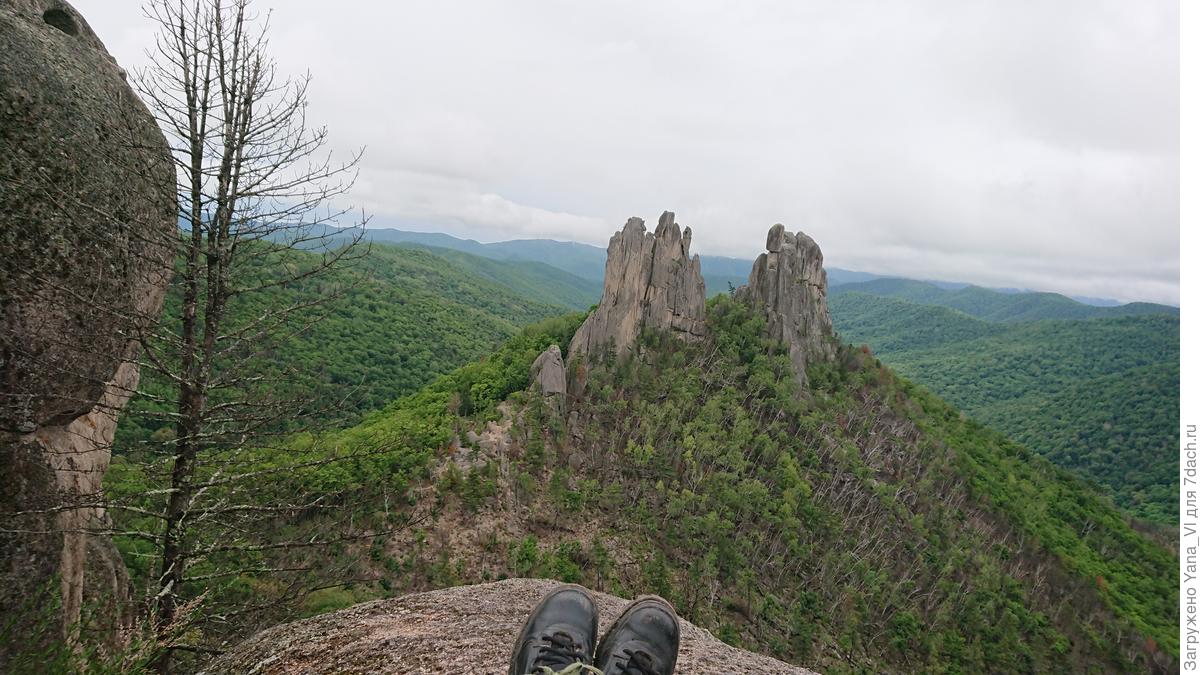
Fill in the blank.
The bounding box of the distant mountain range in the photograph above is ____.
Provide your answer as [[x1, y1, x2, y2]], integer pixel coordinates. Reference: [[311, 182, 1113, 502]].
[[829, 278, 1178, 322], [342, 226, 1173, 310]]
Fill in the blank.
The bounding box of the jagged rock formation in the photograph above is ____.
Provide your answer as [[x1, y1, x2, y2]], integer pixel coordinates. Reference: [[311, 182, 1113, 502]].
[[0, 0, 175, 654], [529, 345, 566, 396], [738, 224, 836, 385], [205, 579, 819, 674], [568, 212, 705, 366]]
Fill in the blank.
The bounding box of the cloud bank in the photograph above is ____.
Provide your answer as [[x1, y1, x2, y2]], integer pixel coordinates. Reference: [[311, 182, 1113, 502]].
[[77, 0, 1179, 303]]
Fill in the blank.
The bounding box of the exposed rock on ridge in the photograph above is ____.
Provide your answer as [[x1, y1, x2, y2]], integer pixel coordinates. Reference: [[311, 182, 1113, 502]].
[[568, 212, 705, 365], [529, 345, 566, 396], [738, 224, 836, 385], [205, 578, 819, 674], [0, 0, 176, 654]]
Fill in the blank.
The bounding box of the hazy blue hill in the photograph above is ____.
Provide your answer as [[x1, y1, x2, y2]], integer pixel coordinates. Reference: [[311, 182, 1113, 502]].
[[355, 228, 758, 291], [359, 229, 498, 257], [696, 253, 753, 279], [825, 267, 881, 286], [382, 242, 601, 309], [485, 238, 610, 281], [703, 274, 747, 297], [830, 292, 1180, 523], [343, 228, 878, 294], [832, 277, 1178, 322], [348, 227, 611, 280], [346, 228, 1151, 312]]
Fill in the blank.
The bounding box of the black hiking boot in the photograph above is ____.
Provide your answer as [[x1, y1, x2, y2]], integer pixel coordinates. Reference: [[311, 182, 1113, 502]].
[[509, 584, 599, 675], [594, 596, 680, 675]]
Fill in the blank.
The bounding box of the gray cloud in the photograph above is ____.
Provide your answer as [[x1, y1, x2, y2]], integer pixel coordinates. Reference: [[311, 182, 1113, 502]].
[[75, 0, 1179, 303]]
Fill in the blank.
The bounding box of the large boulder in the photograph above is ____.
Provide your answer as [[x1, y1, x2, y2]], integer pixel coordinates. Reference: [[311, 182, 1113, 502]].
[[0, 0, 175, 656], [568, 212, 706, 366], [737, 224, 836, 385], [530, 344, 566, 396], [204, 578, 820, 674]]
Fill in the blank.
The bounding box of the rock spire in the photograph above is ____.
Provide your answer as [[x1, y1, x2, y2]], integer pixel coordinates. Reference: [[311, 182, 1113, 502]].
[[739, 224, 836, 385], [568, 211, 706, 363]]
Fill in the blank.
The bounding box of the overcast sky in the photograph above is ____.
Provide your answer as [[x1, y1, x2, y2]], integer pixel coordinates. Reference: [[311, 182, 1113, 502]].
[[75, 0, 1179, 304]]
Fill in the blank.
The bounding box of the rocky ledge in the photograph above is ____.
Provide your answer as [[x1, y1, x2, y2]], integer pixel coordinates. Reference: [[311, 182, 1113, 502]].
[[205, 578, 819, 674]]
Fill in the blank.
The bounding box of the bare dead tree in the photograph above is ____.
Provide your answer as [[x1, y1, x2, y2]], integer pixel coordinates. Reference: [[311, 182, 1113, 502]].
[[96, 0, 413, 670]]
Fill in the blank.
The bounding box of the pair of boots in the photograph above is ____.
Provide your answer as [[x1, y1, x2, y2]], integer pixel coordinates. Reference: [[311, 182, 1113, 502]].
[[509, 584, 680, 675]]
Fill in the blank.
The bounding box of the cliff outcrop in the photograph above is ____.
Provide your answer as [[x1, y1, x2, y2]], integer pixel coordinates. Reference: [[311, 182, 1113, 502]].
[[529, 345, 567, 396], [205, 579, 819, 674], [567, 212, 705, 366], [0, 0, 175, 654], [738, 224, 836, 385]]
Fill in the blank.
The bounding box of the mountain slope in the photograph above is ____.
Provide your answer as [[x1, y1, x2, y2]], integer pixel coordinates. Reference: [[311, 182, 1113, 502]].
[[382, 243, 601, 310], [344, 227, 887, 298], [106, 283, 1177, 674], [349, 228, 611, 280], [832, 278, 1178, 322], [267, 297, 1176, 674], [350, 228, 1163, 312], [117, 245, 583, 448], [829, 292, 1180, 523], [827, 291, 1003, 352]]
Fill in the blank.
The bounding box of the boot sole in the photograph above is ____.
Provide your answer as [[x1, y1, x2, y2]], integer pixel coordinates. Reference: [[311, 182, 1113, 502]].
[[594, 594, 680, 670], [509, 583, 597, 675]]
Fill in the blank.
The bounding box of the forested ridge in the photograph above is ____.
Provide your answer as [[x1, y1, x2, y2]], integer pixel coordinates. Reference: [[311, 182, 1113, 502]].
[[105, 294, 1177, 673], [119, 246, 1181, 528], [116, 244, 586, 450], [119, 247, 1182, 529], [831, 278, 1177, 322], [829, 291, 1179, 524]]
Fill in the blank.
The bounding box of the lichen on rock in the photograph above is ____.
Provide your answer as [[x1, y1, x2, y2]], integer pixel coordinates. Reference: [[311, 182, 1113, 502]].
[[205, 579, 820, 674], [0, 0, 176, 656]]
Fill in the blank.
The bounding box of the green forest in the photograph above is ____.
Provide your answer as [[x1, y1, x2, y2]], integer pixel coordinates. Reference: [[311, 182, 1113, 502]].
[[115, 244, 585, 450], [102, 292, 1176, 673], [85, 241, 1179, 673], [829, 291, 1180, 524], [118, 248, 1182, 529]]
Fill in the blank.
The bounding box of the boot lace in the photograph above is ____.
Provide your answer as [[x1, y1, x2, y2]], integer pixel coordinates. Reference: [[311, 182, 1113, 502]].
[[613, 648, 659, 675], [532, 631, 587, 670]]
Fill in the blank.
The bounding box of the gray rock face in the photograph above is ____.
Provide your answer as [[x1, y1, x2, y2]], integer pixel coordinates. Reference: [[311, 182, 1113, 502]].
[[568, 212, 706, 365], [0, 0, 175, 654], [738, 224, 836, 385], [529, 344, 566, 396], [205, 578, 820, 674]]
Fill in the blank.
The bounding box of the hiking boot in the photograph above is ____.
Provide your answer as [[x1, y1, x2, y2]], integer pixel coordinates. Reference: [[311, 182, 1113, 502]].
[[594, 596, 680, 675], [509, 584, 599, 675]]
